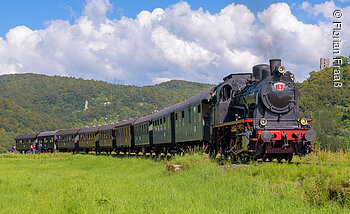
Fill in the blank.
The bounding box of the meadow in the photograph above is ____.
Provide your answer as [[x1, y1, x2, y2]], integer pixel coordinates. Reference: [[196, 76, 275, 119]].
[[0, 152, 349, 213]]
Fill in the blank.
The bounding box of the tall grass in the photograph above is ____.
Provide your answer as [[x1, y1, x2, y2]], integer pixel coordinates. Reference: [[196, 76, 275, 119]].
[[0, 152, 349, 213]]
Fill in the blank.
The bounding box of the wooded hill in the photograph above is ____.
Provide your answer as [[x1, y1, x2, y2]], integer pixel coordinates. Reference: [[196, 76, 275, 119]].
[[0, 57, 349, 152], [298, 56, 350, 151]]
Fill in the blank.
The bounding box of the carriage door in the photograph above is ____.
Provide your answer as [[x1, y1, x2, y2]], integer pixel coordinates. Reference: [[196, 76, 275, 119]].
[[170, 113, 175, 144], [202, 102, 211, 142], [148, 121, 153, 146]]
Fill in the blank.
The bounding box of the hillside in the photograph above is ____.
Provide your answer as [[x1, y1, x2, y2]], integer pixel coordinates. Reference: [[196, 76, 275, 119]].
[[298, 56, 350, 151], [0, 74, 213, 152]]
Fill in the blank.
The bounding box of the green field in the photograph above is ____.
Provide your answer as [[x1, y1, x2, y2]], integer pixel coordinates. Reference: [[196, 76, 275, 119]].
[[0, 152, 349, 213]]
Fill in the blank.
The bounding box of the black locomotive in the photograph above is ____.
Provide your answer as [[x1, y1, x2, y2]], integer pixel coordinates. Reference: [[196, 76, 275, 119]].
[[211, 59, 315, 161], [15, 59, 315, 162]]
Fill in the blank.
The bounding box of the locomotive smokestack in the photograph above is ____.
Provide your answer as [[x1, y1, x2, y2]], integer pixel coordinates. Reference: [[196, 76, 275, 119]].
[[269, 59, 281, 73]]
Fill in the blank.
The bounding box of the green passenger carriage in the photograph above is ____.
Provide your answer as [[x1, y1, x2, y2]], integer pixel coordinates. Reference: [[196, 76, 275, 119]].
[[133, 115, 152, 153], [170, 88, 213, 146], [78, 126, 100, 154], [14, 133, 38, 153], [37, 131, 57, 152], [56, 128, 79, 152], [98, 123, 117, 154], [115, 119, 136, 154]]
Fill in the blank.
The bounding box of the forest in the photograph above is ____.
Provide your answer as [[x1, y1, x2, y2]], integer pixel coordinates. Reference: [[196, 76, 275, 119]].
[[0, 57, 349, 152], [298, 56, 349, 151]]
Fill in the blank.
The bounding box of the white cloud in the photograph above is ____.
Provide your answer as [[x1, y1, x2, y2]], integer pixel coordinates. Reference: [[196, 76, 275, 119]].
[[301, 1, 340, 19], [152, 77, 173, 84], [0, 0, 348, 85], [83, 0, 112, 26], [300, 1, 350, 63]]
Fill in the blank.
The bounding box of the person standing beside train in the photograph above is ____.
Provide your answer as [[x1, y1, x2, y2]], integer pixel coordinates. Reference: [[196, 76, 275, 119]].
[[38, 143, 42, 154], [31, 143, 35, 154], [53, 142, 57, 154]]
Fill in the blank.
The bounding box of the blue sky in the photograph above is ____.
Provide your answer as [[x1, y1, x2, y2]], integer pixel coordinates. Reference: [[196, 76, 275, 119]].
[[0, 0, 349, 85], [1, 0, 348, 37]]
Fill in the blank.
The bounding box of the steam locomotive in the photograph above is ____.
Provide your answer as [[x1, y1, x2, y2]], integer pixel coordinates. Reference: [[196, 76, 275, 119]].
[[211, 59, 315, 161], [15, 59, 315, 162]]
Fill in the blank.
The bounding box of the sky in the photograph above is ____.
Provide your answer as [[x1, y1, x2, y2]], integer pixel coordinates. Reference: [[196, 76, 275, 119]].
[[0, 0, 349, 85]]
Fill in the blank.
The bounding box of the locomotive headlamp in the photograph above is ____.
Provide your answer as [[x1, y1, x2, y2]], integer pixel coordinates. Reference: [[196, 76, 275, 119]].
[[260, 118, 267, 126], [300, 118, 308, 126], [278, 66, 285, 74]]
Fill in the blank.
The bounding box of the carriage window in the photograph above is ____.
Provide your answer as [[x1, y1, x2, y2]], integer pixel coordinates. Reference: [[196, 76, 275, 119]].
[[175, 113, 178, 120], [198, 105, 201, 113], [182, 111, 184, 118], [188, 108, 191, 123]]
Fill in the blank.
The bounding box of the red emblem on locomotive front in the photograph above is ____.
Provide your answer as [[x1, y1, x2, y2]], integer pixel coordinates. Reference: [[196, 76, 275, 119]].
[[276, 83, 284, 90]]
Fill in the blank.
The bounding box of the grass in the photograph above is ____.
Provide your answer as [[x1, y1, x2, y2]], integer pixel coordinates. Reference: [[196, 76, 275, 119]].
[[0, 152, 349, 213]]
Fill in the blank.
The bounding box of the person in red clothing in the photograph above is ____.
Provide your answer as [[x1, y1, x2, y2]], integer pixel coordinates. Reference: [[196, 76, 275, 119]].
[[31, 143, 35, 154]]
